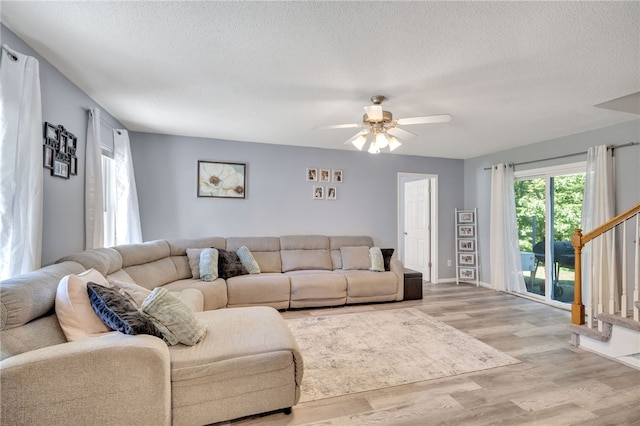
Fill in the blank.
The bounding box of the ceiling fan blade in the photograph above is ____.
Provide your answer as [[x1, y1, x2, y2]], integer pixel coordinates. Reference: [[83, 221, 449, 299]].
[[396, 114, 452, 125], [364, 104, 383, 121], [387, 126, 417, 140], [314, 123, 361, 130]]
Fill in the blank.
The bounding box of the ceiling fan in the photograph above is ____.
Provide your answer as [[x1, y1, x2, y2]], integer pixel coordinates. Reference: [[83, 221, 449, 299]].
[[317, 95, 451, 154]]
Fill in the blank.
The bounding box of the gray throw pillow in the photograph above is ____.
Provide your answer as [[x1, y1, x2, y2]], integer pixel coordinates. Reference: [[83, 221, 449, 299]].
[[217, 249, 249, 279]]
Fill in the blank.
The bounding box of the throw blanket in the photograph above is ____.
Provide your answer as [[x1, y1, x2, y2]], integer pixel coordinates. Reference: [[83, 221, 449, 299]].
[[139, 287, 207, 346]]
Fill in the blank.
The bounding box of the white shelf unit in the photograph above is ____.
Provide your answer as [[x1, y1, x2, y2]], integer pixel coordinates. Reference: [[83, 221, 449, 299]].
[[455, 208, 479, 286]]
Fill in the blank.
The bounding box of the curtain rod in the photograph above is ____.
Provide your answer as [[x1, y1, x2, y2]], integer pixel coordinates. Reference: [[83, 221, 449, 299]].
[[84, 107, 123, 133], [483, 141, 638, 170]]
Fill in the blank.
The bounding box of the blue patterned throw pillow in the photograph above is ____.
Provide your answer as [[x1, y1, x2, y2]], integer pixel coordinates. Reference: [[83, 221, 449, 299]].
[[199, 248, 219, 282], [86, 282, 163, 338], [237, 246, 261, 274]]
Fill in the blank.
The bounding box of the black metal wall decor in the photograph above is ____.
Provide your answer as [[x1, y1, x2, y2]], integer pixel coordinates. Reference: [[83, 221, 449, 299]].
[[43, 122, 77, 179]]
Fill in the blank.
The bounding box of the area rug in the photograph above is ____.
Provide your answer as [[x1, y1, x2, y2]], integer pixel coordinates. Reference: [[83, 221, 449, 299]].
[[286, 308, 520, 402]]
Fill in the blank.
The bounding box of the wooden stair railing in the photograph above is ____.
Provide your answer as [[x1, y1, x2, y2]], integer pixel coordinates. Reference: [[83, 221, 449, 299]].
[[571, 203, 640, 325]]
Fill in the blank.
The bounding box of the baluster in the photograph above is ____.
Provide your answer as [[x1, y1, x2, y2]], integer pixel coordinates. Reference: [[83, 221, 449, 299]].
[[609, 228, 616, 315], [621, 221, 627, 318], [634, 215, 639, 321], [597, 237, 604, 331]]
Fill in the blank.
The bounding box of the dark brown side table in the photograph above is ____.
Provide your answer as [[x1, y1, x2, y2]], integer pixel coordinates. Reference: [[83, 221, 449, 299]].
[[403, 268, 423, 300]]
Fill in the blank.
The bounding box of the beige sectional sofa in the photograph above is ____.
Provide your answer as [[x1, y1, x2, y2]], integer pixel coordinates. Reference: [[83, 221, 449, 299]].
[[0, 234, 403, 425]]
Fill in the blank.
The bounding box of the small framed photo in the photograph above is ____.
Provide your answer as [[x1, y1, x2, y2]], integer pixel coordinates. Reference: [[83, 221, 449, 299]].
[[52, 159, 70, 179], [459, 253, 476, 265], [43, 122, 58, 144], [332, 169, 343, 183], [66, 133, 77, 154], [43, 145, 55, 169], [59, 133, 68, 153], [458, 211, 475, 223], [197, 160, 246, 198], [313, 185, 324, 200], [457, 225, 475, 238], [459, 268, 476, 280], [319, 168, 330, 182], [458, 239, 475, 251], [70, 156, 78, 176], [307, 168, 318, 181], [327, 186, 337, 200]]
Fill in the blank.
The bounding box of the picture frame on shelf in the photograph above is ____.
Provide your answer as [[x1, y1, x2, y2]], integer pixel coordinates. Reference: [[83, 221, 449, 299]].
[[459, 253, 476, 265], [459, 267, 475, 280], [332, 169, 343, 183], [457, 211, 475, 223], [457, 225, 475, 238], [319, 168, 330, 182], [307, 168, 318, 181], [197, 160, 246, 199], [327, 186, 337, 200], [458, 239, 475, 251], [313, 185, 324, 200]]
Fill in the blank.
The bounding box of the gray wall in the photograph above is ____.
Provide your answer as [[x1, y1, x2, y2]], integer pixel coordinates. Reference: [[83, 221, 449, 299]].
[[464, 119, 640, 283], [1, 24, 125, 266], [130, 132, 465, 278]]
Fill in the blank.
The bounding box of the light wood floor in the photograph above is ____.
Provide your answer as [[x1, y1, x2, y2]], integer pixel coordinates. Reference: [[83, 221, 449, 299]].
[[229, 282, 640, 426]]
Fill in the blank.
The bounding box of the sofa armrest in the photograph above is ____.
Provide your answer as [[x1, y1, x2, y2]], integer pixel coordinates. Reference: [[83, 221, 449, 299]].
[[0, 332, 171, 426], [390, 258, 404, 301]]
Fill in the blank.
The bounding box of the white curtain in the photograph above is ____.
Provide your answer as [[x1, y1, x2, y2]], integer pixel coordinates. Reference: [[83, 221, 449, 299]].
[[0, 45, 43, 280], [581, 145, 617, 318], [490, 163, 527, 293], [85, 108, 104, 249], [113, 129, 143, 245]]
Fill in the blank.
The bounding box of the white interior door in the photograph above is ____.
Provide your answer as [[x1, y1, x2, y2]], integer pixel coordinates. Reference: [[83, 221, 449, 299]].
[[404, 179, 431, 279]]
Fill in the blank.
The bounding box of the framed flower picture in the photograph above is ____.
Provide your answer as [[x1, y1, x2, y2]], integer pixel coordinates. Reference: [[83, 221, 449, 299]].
[[197, 160, 246, 198]]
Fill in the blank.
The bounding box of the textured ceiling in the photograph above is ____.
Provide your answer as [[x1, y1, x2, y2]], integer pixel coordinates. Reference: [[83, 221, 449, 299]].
[[2, 1, 639, 159]]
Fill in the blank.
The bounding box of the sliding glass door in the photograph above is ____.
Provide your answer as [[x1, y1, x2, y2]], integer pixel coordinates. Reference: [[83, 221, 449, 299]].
[[514, 163, 585, 305]]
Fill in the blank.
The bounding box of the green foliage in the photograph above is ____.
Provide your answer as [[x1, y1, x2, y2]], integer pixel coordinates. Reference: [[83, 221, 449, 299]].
[[514, 174, 585, 251]]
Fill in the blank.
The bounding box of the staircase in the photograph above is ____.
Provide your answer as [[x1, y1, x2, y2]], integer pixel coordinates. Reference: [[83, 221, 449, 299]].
[[568, 203, 640, 370]]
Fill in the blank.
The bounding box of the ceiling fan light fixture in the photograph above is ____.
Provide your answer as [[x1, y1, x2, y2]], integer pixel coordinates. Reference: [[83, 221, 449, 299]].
[[388, 136, 402, 152], [367, 141, 380, 154], [375, 131, 389, 148], [351, 133, 367, 151]]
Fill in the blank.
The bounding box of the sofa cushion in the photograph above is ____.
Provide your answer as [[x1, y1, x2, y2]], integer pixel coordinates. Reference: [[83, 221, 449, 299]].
[[163, 279, 227, 311], [226, 237, 282, 273], [329, 236, 374, 270], [217, 249, 248, 279], [226, 273, 290, 308], [57, 247, 123, 276], [108, 279, 152, 307], [369, 247, 385, 272], [199, 248, 219, 282], [287, 270, 347, 308], [0, 261, 84, 331], [340, 246, 371, 270], [87, 282, 163, 337], [55, 269, 112, 341], [281, 250, 332, 272], [237, 246, 261, 274], [339, 270, 399, 297], [170, 288, 205, 313], [139, 287, 207, 346]]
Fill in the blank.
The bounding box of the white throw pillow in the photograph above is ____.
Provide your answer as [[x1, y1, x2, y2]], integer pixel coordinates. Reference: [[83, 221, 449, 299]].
[[369, 247, 385, 272], [55, 268, 112, 341]]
